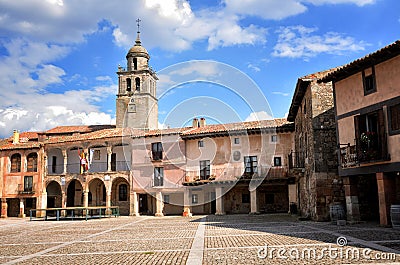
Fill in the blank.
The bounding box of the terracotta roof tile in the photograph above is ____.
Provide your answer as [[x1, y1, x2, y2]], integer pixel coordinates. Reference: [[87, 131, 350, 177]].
[[181, 119, 292, 137], [45, 125, 115, 134]]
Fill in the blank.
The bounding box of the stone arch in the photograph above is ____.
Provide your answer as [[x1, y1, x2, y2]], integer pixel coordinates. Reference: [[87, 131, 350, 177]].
[[26, 152, 38, 172], [47, 148, 63, 174], [10, 153, 22, 173], [66, 179, 83, 207], [46, 181, 62, 209], [111, 177, 130, 215], [88, 178, 106, 206]]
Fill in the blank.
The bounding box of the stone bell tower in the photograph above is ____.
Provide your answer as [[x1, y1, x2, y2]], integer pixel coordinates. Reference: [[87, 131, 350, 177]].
[[116, 19, 158, 129]]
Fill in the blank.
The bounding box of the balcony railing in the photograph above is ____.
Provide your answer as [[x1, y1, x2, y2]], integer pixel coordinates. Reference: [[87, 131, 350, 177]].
[[340, 143, 390, 168], [18, 184, 36, 194], [288, 151, 305, 169], [183, 166, 288, 184], [48, 161, 130, 175]]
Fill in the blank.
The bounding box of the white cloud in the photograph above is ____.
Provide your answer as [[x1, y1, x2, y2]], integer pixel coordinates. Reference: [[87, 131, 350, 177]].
[[272, 26, 366, 58], [247, 63, 261, 72], [0, 0, 376, 52], [0, 39, 116, 138], [245, 111, 274, 122], [272, 91, 290, 97], [305, 0, 375, 6], [224, 0, 307, 20]]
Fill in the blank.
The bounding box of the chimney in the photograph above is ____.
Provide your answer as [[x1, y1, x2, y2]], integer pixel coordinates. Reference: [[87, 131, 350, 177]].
[[13, 130, 20, 144], [199, 117, 206, 127], [192, 118, 199, 128]]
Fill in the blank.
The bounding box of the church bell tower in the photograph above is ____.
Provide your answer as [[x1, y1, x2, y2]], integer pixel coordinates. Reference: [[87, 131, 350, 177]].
[[116, 19, 158, 129]]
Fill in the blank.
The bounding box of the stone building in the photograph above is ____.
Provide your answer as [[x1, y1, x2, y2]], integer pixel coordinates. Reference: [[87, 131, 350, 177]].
[[287, 70, 344, 221], [0, 28, 295, 218], [321, 40, 400, 225]]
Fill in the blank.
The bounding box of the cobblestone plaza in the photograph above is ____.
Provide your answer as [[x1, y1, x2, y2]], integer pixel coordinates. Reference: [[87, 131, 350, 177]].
[[0, 214, 399, 264]]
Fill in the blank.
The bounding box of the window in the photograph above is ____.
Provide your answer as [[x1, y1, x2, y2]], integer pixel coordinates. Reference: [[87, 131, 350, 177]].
[[244, 156, 258, 175], [51, 156, 57, 173], [354, 109, 388, 162], [152, 142, 163, 160], [126, 78, 131, 92], [303, 99, 307, 114], [153, 167, 164, 186], [119, 184, 128, 201], [362, 67, 376, 95], [198, 140, 204, 147], [93, 150, 101, 160], [27, 153, 38, 172], [271, 135, 278, 143], [133, 58, 137, 70], [10, 153, 21, 173], [163, 194, 170, 204], [242, 193, 250, 203], [111, 153, 117, 171], [273, 157, 282, 167], [234, 138, 240, 144], [389, 103, 400, 135], [192, 194, 198, 204], [24, 176, 33, 192], [135, 77, 140, 91], [200, 160, 210, 180]]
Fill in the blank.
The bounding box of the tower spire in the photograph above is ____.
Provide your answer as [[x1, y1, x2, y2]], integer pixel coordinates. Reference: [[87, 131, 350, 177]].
[[135, 18, 141, 46]]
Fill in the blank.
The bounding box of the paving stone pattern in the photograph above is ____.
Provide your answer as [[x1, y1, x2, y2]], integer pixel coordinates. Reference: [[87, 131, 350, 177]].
[[0, 214, 399, 264]]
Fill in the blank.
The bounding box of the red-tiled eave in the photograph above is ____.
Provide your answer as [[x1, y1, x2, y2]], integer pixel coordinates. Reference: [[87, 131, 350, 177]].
[[0, 141, 41, 150], [45, 125, 115, 135], [181, 119, 293, 138], [320, 39, 400, 83], [45, 128, 141, 144], [287, 68, 337, 122]]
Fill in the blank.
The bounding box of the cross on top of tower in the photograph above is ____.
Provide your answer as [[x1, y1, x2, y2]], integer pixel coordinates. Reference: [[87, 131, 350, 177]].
[[136, 18, 141, 33]]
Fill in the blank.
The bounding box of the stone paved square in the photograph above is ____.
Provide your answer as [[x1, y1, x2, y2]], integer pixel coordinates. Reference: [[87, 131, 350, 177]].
[[0, 214, 399, 264]]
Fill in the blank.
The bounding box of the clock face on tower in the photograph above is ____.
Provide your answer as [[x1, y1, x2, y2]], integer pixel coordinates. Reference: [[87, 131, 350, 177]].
[[128, 103, 136, 113]]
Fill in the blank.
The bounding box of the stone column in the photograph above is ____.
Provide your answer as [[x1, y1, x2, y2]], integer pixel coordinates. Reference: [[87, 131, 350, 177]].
[[1, 198, 7, 218], [288, 183, 297, 213], [105, 189, 112, 215], [18, 199, 25, 218], [155, 191, 164, 217], [61, 191, 66, 217], [343, 176, 360, 223], [376, 172, 396, 226], [250, 188, 259, 214], [215, 186, 225, 215], [183, 188, 192, 217], [130, 192, 140, 216], [38, 191, 47, 218], [107, 146, 112, 172], [83, 190, 89, 208], [62, 149, 67, 174]]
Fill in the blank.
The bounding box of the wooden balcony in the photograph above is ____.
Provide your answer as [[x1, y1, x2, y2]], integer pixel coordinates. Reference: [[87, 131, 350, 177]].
[[340, 142, 390, 168]]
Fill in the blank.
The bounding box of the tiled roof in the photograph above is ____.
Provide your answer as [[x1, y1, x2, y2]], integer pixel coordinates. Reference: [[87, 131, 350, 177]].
[[1, 118, 293, 149], [287, 68, 337, 122], [45, 125, 115, 134], [320, 39, 400, 82], [45, 128, 141, 144], [181, 119, 292, 137]]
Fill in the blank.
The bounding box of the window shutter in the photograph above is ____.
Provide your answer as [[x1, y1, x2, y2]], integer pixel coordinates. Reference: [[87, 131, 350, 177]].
[[377, 108, 388, 159], [354, 115, 360, 156]]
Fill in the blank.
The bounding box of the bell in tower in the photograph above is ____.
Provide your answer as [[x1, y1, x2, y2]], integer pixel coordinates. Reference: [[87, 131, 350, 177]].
[[116, 19, 158, 129]]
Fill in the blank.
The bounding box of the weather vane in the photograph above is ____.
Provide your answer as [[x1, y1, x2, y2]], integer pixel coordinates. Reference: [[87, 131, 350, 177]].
[[136, 18, 141, 33]]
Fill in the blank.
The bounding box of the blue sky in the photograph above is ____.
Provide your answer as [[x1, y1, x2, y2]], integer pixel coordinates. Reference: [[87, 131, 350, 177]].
[[0, 0, 399, 137]]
